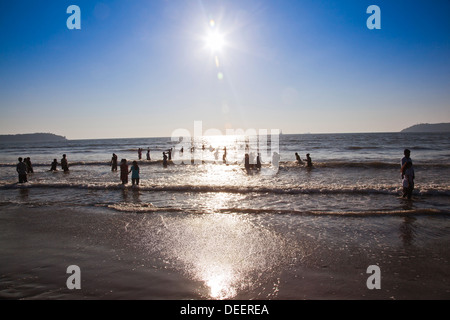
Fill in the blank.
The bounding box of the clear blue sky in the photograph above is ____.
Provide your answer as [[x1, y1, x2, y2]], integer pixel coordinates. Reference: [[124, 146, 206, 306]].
[[1, 0, 449, 139]]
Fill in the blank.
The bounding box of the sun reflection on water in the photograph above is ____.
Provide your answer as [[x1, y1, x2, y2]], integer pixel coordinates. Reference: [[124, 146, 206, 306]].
[[146, 211, 290, 299], [201, 263, 237, 299]]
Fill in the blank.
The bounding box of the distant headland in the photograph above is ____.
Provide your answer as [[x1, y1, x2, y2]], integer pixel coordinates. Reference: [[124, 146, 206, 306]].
[[401, 123, 450, 133], [0, 133, 67, 142]]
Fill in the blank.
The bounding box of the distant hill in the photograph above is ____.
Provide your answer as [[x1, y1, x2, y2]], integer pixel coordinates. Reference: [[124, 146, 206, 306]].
[[401, 123, 450, 133], [0, 133, 67, 142]]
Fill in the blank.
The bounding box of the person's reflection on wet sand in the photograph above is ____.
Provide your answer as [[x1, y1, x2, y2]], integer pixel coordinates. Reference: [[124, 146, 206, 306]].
[[19, 187, 29, 201], [399, 215, 416, 247]]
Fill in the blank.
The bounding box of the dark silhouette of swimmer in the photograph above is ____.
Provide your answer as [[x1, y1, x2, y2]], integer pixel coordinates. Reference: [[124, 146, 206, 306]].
[[306, 153, 312, 168], [50, 159, 58, 171], [25, 157, 33, 173], [295, 152, 303, 164], [120, 159, 129, 184], [138, 148, 142, 160], [146, 148, 151, 160], [16, 157, 28, 183], [256, 153, 261, 170], [163, 152, 168, 168], [244, 153, 250, 172], [111, 153, 118, 171], [61, 154, 69, 172], [401, 149, 412, 167], [401, 149, 413, 179], [402, 161, 414, 200], [223, 147, 227, 164]]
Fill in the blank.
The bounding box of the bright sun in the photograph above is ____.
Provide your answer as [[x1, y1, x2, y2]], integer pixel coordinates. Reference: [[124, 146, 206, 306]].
[[205, 31, 225, 53]]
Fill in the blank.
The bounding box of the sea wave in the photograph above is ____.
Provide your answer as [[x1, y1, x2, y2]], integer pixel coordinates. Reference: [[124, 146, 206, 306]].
[[104, 203, 450, 216], [1, 182, 449, 197], [1, 160, 449, 169]]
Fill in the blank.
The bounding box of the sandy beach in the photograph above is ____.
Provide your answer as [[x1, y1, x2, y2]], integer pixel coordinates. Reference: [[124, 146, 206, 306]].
[[1, 203, 449, 300]]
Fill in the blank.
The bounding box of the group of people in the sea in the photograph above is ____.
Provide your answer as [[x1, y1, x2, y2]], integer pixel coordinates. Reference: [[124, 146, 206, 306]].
[[14, 148, 416, 199], [47, 154, 69, 173], [117, 159, 140, 186], [15, 154, 69, 183], [294, 152, 313, 168], [15, 157, 32, 183], [137, 148, 152, 161]]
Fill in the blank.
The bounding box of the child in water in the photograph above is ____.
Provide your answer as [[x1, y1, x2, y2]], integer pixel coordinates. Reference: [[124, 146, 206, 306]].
[[129, 161, 140, 186], [50, 159, 58, 171]]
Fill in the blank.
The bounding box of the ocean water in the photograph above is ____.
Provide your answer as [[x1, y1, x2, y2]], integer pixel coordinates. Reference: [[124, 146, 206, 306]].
[[1, 132, 449, 214], [1, 132, 450, 299]]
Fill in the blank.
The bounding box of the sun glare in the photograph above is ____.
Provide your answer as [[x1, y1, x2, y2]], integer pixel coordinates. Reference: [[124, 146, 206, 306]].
[[205, 31, 225, 53]]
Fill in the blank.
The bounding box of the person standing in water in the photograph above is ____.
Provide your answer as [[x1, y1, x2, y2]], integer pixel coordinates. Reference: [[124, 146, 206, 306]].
[[244, 153, 250, 173], [256, 153, 262, 171], [295, 152, 303, 165], [402, 161, 414, 199], [306, 153, 312, 168], [16, 157, 28, 183], [25, 157, 33, 173], [129, 161, 140, 186], [138, 148, 142, 160], [120, 159, 129, 184], [401, 149, 414, 179], [50, 159, 58, 171], [163, 152, 168, 168], [111, 153, 118, 172], [401, 149, 412, 167], [146, 148, 151, 160], [223, 147, 227, 164], [61, 154, 69, 172], [400, 149, 415, 199]]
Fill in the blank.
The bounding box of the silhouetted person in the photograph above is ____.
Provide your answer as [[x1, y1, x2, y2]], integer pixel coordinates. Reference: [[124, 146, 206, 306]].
[[129, 160, 140, 185], [401, 149, 412, 167], [16, 157, 28, 183], [402, 161, 414, 199], [306, 153, 312, 168], [401, 149, 414, 180], [163, 152, 168, 168], [50, 159, 58, 171], [120, 159, 129, 184], [256, 153, 261, 170], [25, 157, 33, 173], [138, 148, 142, 160], [223, 147, 227, 164], [168, 148, 172, 161], [244, 153, 250, 172], [61, 154, 69, 172], [111, 153, 118, 172], [146, 148, 151, 160], [295, 152, 303, 164]]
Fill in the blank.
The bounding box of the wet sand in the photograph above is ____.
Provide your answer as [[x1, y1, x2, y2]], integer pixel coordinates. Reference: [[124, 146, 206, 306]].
[[1, 204, 450, 300]]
